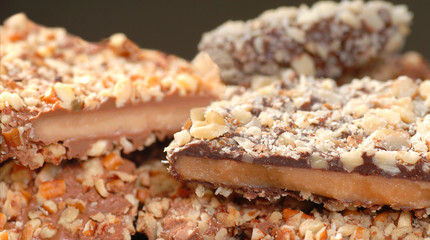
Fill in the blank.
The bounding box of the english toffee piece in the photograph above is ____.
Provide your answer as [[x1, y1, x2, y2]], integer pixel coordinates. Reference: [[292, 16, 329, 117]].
[[0, 14, 224, 169], [167, 71, 430, 210], [199, 0, 412, 85]]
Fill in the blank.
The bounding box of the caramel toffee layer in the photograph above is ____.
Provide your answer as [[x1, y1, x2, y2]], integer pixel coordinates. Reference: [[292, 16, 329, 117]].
[[136, 159, 430, 240], [0, 14, 224, 169], [167, 73, 430, 209], [199, 0, 412, 84], [0, 153, 138, 240]]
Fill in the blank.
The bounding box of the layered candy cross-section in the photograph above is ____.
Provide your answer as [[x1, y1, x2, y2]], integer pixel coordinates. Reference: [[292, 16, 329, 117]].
[[136, 158, 430, 239], [0, 14, 223, 169], [167, 71, 430, 210]]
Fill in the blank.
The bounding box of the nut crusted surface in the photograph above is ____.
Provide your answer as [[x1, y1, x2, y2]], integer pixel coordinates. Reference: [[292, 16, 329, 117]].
[[199, 0, 412, 84], [167, 71, 430, 201], [0, 153, 138, 240], [0, 14, 222, 110], [136, 159, 430, 240], [0, 13, 224, 169]]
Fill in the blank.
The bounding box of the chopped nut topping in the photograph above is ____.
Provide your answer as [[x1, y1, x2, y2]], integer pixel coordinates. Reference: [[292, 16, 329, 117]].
[[21, 219, 41, 240], [0, 214, 5, 230], [0, 92, 25, 111], [420, 80, 430, 99], [95, 179, 109, 198], [189, 108, 229, 140], [199, 0, 411, 84], [39, 225, 57, 239], [291, 53, 316, 76], [168, 73, 430, 202], [58, 206, 79, 224], [53, 83, 76, 110], [87, 140, 109, 157], [111, 171, 137, 183], [340, 150, 363, 172], [173, 130, 192, 146], [65, 198, 86, 212], [42, 200, 58, 214], [0, 13, 223, 168], [83, 220, 97, 236], [2, 128, 22, 148], [90, 212, 105, 222], [38, 180, 66, 200], [1, 156, 137, 239], [102, 153, 124, 171]]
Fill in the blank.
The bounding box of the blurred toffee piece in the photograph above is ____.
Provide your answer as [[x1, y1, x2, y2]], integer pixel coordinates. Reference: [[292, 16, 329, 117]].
[[354, 51, 430, 82], [167, 71, 430, 210], [239, 51, 430, 91], [0, 153, 138, 240], [0, 14, 224, 169], [199, 0, 412, 85], [136, 159, 430, 239]]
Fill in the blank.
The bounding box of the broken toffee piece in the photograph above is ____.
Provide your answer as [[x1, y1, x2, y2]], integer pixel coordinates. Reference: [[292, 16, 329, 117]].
[[0, 153, 138, 240], [167, 71, 430, 210], [136, 158, 430, 240], [0, 14, 223, 169], [199, 0, 412, 85]]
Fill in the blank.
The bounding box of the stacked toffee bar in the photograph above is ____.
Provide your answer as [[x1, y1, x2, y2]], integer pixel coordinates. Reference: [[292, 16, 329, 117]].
[[0, 13, 223, 169], [167, 72, 430, 210], [0, 14, 224, 239]]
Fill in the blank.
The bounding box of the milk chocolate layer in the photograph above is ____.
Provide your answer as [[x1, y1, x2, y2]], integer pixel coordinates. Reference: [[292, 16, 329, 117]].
[[0, 14, 224, 169], [167, 73, 430, 209], [0, 153, 138, 240]]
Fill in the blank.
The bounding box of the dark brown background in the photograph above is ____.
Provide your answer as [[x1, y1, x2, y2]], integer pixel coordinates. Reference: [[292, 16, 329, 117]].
[[1, 1, 429, 60]]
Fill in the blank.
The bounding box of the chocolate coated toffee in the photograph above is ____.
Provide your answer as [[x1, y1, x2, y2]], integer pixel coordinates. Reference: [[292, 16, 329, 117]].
[[0, 153, 138, 240], [136, 158, 430, 240], [0, 13, 224, 169], [167, 70, 430, 210], [199, 0, 412, 85]]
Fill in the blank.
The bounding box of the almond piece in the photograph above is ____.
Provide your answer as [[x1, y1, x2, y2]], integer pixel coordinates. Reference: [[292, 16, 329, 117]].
[[38, 180, 66, 200], [83, 220, 97, 236], [95, 179, 109, 198], [2, 128, 22, 148], [102, 153, 124, 171]]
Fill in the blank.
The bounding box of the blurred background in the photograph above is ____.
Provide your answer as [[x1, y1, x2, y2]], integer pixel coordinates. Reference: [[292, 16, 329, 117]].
[[1, 0, 429, 60]]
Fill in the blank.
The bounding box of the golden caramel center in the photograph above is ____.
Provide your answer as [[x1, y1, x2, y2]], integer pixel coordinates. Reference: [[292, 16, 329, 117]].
[[33, 96, 212, 143], [175, 157, 430, 209]]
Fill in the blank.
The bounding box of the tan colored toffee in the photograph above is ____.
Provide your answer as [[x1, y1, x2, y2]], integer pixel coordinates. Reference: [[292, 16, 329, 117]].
[[175, 157, 430, 209], [32, 95, 212, 148]]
